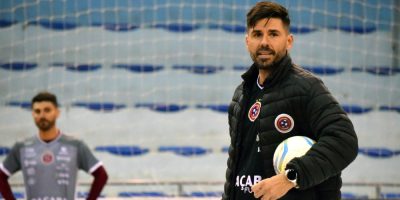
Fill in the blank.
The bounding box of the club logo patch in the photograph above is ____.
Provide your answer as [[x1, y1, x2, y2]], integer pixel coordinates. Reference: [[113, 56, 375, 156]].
[[274, 113, 294, 133], [41, 151, 54, 165], [248, 101, 262, 122]]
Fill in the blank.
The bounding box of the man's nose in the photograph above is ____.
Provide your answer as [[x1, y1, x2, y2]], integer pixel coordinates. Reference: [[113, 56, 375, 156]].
[[260, 35, 270, 47], [37, 112, 46, 118]]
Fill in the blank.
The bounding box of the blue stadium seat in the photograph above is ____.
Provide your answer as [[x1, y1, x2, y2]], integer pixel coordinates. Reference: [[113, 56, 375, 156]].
[[221, 146, 229, 153], [341, 192, 368, 199], [0, 192, 24, 199], [95, 146, 149, 156], [332, 26, 376, 34], [0, 147, 10, 156], [77, 191, 106, 198], [358, 148, 400, 158], [135, 103, 188, 112], [183, 191, 223, 197], [103, 23, 139, 31], [152, 23, 201, 32], [289, 26, 317, 34], [158, 146, 211, 156], [72, 102, 126, 112], [196, 104, 229, 113], [0, 62, 37, 71], [351, 66, 400, 76], [341, 105, 373, 114], [233, 66, 249, 71], [214, 24, 246, 33], [6, 101, 32, 109], [379, 105, 400, 113], [172, 65, 224, 74], [28, 20, 78, 30], [0, 20, 17, 27], [50, 63, 102, 72], [118, 192, 168, 197], [302, 66, 345, 75], [381, 193, 400, 199], [112, 64, 164, 73]]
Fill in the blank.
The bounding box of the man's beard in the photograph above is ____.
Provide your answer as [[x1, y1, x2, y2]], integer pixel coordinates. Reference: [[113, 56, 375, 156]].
[[250, 47, 285, 70], [35, 118, 56, 132]]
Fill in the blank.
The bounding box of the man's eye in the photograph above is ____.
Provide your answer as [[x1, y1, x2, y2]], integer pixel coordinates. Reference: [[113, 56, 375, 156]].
[[253, 33, 262, 37], [270, 33, 278, 37]]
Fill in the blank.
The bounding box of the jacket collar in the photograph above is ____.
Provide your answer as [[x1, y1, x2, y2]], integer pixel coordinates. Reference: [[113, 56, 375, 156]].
[[241, 54, 293, 89]]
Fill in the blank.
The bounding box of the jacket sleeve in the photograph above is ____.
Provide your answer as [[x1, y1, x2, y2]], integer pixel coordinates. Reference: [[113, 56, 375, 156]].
[[222, 84, 244, 200], [286, 78, 358, 189]]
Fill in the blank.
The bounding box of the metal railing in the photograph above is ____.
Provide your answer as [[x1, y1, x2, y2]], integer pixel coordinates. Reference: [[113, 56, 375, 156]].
[[10, 180, 400, 199]]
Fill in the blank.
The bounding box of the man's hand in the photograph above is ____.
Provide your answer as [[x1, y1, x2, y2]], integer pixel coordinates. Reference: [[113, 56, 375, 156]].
[[251, 173, 295, 200]]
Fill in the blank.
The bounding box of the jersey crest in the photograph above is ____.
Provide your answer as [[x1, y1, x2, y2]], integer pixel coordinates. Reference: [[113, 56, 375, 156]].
[[248, 101, 262, 122], [41, 151, 54, 165]]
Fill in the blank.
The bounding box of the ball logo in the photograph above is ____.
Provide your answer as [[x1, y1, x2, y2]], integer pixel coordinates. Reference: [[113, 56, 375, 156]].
[[274, 114, 294, 133], [41, 151, 54, 165], [248, 101, 262, 122]]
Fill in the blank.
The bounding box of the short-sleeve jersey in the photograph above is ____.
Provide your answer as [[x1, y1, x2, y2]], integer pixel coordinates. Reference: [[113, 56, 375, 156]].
[[0, 132, 101, 200]]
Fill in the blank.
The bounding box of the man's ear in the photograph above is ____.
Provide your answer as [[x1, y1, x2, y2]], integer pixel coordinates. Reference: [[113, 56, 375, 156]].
[[55, 107, 60, 118], [286, 33, 294, 50], [245, 34, 250, 50]]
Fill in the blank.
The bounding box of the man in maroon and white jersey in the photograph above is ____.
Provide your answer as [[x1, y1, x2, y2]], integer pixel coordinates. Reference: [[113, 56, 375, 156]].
[[0, 91, 108, 200]]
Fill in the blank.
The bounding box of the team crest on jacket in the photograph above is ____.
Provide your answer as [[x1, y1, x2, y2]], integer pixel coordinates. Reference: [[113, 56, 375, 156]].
[[248, 101, 262, 122], [274, 113, 294, 133]]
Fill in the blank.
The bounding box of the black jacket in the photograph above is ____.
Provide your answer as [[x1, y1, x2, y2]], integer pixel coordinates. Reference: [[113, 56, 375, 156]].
[[223, 55, 358, 200]]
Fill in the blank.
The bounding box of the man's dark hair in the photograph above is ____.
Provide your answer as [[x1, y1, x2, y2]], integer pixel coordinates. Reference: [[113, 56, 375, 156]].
[[31, 91, 59, 108], [246, 1, 290, 32]]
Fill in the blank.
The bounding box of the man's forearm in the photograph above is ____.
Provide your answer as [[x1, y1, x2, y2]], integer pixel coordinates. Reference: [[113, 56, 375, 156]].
[[86, 166, 108, 200], [0, 170, 15, 200]]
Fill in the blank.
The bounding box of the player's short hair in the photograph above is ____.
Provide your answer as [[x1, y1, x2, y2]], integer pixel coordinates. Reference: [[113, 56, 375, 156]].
[[246, 1, 290, 32], [31, 91, 59, 108]]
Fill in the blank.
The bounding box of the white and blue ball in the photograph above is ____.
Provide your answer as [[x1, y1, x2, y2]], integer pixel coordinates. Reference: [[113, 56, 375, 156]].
[[273, 136, 316, 174]]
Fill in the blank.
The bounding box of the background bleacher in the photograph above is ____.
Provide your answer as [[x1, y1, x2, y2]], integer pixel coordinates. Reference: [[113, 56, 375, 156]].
[[0, 0, 399, 199]]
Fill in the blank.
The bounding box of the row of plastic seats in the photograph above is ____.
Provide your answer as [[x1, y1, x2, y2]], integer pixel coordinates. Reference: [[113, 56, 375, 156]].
[[6, 101, 400, 114], [1, 146, 399, 158], [99, 146, 400, 158], [0, 20, 379, 34], [0, 192, 105, 199], [95, 146, 211, 157], [2, 62, 399, 76], [2, 191, 400, 199], [0, 191, 225, 199], [118, 192, 168, 197]]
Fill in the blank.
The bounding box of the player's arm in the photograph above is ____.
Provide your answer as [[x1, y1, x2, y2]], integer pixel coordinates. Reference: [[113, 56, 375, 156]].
[[0, 143, 22, 200], [286, 78, 358, 189], [86, 165, 108, 200], [77, 140, 108, 200], [0, 170, 16, 200]]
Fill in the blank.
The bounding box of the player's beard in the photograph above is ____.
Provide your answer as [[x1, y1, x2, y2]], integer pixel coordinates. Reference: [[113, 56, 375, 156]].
[[250, 47, 286, 70], [35, 118, 56, 132]]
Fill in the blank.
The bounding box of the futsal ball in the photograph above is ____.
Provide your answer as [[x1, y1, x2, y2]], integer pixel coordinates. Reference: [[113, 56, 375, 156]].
[[273, 136, 316, 174]]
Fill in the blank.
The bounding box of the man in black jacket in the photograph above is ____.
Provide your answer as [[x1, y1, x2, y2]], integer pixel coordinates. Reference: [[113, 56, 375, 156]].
[[222, 1, 358, 200]]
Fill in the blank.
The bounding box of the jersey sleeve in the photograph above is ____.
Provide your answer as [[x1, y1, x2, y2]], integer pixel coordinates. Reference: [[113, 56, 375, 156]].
[[1, 142, 22, 176], [77, 141, 101, 173]]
